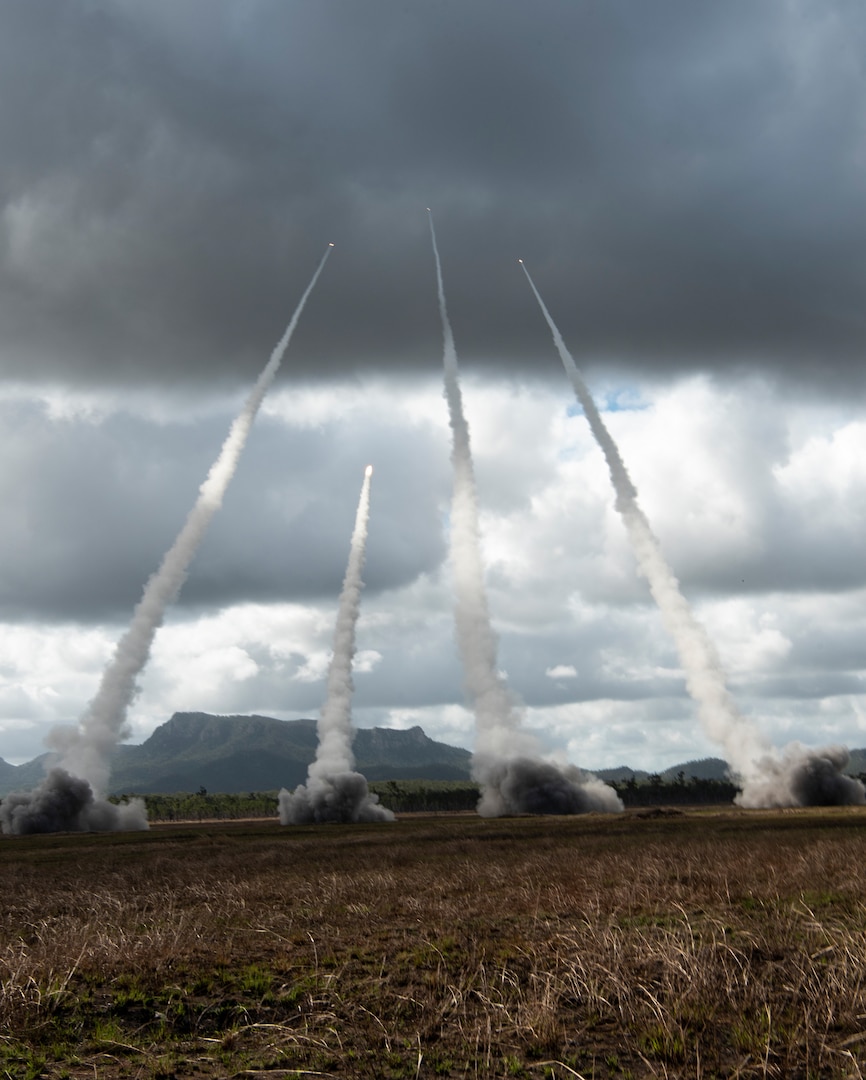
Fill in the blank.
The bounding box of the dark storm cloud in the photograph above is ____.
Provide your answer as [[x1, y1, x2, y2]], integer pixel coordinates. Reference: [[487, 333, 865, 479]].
[[0, 401, 448, 621], [1, 1, 865, 393]]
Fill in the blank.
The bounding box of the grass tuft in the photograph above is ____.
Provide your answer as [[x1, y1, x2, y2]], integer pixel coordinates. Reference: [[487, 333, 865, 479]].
[[1, 808, 866, 1076]]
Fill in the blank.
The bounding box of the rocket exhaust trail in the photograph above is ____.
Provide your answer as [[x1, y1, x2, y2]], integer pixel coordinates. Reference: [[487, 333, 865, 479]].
[[279, 467, 394, 824], [519, 259, 765, 772], [0, 246, 334, 836], [59, 243, 334, 791], [428, 212, 621, 817], [428, 214, 529, 760], [520, 259, 865, 808]]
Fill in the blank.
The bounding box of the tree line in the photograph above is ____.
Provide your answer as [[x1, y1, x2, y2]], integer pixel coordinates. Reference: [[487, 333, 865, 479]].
[[110, 780, 480, 821], [609, 772, 738, 806], [107, 774, 760, 820]]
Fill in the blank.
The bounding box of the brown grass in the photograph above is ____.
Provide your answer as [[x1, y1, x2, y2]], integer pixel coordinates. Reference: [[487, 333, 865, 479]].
[[2, 808, 866, 1078]]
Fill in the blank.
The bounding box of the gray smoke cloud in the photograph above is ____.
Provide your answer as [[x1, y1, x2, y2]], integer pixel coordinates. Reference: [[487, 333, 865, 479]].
[[521, 260, 863, 809], [0, 246, 333, 834], [280, 467, 395, 825], [279, 769, 393, 825], [737, 744, 865, 809], [0, 767, 147, 835], [429, 213, 621, 818], [477, 757, 624, 817]]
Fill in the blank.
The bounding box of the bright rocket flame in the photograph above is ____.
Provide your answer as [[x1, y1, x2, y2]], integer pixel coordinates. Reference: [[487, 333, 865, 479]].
[[365, 464, 373, 477], [329, 242, 335, 247]]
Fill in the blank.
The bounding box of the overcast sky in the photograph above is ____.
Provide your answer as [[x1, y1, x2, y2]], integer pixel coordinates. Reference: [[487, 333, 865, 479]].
[[0, 0, 864, 772]]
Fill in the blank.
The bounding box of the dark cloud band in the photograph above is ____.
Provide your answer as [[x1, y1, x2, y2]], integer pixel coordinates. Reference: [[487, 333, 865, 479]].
[[0, 2, 864, 393]]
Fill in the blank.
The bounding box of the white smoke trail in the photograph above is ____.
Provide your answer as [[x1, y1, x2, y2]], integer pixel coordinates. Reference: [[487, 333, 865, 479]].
[[428, 212, 620, 817], [279, 466, 394, 824], [428, 215, 531, 763], [520, 260, 865, 808], [0, 245, 334, 835]]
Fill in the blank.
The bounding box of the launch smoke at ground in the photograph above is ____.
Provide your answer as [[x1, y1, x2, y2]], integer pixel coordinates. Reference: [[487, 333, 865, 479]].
[[428, 212, 620, 817], [0, 246, 334, 835], [520, 259, 864, 809], [0, 768, 147, 835], [737, 745, 864, 808], [279, 466, 394, 825]]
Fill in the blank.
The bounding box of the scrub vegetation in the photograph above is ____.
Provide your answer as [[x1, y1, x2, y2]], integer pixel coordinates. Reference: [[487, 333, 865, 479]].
[[125, 775, 746, 822], [136, 780, 480, 821], [2, 808, 866, 1078]]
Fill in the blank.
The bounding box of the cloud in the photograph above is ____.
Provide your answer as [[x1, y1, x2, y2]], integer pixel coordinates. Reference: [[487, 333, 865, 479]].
[[0, 374, 861, 772], [546, 665, 578, 680], [0, 4, 864, 775], [0, 2, 865, 393], [0, 381, 449, 621]]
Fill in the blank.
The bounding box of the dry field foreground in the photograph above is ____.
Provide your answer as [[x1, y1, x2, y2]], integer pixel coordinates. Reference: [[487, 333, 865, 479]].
[[3, 809, 866, 1079]]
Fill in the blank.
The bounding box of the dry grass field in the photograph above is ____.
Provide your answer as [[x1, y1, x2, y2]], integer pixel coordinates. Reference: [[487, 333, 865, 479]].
[[2, 807, 866, 1079]]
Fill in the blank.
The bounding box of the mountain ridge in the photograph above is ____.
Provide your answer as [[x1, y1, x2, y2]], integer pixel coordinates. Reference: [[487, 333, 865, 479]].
[[1, 715, 864, 796], [0, 713, 475, 796]]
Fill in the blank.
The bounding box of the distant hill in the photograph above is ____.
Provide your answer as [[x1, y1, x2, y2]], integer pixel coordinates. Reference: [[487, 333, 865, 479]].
[[592, 765, 651, 783], [0, 753, 55, 796], [592, 758, 729, 783], [0, 757, 18, 790], [109, 712, 475, 793], [661, 758, 730, 782], [1, 717, 864, 796], [0, 713, 474, 796]]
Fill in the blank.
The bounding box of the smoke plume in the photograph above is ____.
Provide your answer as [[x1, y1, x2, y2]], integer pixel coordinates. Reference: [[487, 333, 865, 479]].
[[737, 744, 865, 808], [428, 212, 621, 817], [478, 757, 624, 817], [279, 467, 395, 825], [0, 246, 333, 835], [520, 260, 864, 808], [0, 768, 147, 835]]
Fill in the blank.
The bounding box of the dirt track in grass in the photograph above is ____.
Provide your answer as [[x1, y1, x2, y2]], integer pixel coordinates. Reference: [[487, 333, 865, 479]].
[[2, 807, 866, 1079]]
